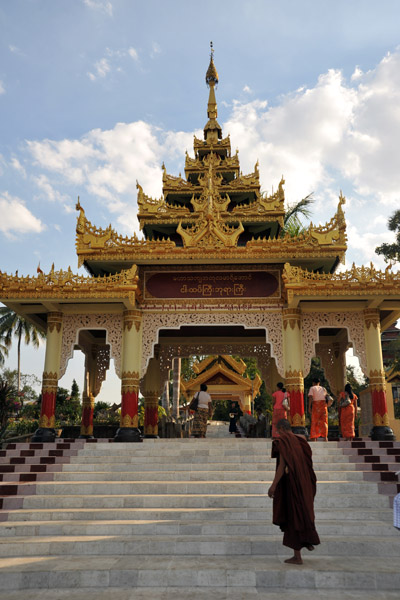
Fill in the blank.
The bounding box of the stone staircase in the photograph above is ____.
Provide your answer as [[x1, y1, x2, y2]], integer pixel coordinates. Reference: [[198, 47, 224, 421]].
[[339, 440, 400, 505], [0, 423, 399, 600]]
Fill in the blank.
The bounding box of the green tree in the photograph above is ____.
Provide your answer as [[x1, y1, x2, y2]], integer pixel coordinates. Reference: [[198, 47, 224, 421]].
[[1, 369, 41, 405], [345, 364, 368, 397], [375, 209, 400, 263], [304, 357, 331, 413], [0, 307, 46, 392], [0, 336, 8, 367], [282, 194, 314, 237], [0, 376, 18, 439], [70, 379, 80, 402], [52, 387, 81, 425]]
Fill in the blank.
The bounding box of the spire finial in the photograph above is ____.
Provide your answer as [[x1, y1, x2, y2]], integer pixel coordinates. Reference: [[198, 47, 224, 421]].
[[204, 43, 221, 141], [206, 42, 218, 87]]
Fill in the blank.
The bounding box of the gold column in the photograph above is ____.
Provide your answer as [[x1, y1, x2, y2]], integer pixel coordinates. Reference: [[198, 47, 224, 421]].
[[80, 349, 96, 438], [282, 308, 306, 433], [33, 312, 63, 442], [332, 341, 347, 399], [115, 309, 143, 442], [143, 357, 161, 438], [243, 392, 252, 415], [363, 309, 394, 440]]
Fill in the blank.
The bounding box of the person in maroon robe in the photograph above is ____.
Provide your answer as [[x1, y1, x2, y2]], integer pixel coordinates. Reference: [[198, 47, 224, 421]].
[[267, 419, 320, 564]]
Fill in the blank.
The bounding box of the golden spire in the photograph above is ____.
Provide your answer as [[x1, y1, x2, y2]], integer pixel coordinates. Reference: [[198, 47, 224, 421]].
[[204, 42, 222, 142]]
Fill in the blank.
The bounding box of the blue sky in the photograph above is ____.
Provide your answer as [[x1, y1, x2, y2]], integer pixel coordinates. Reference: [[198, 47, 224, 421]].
[[1, 0, 400, 399]]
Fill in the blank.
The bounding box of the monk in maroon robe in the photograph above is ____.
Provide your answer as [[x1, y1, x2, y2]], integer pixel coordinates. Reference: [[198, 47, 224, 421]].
[[268, 419, 320, 564]]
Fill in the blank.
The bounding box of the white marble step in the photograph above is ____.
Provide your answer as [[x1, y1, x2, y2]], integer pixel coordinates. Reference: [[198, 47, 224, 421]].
[[0, 587, 398, 600], [29, 480, 379, 495], [52, 469, 364, 481], [62, 459, 357, 471], [21, 492, 390, 510], [0, 555, 399, 591], [1, 517, 397, 538], [4, 506, 392, 523], [1, 533, 400, 558], [65, 453, 355, 470]]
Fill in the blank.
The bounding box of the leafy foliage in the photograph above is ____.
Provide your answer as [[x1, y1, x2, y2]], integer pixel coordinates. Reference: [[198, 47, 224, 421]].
[[345, 364, 368, 397], [282, 193, 314, 237], [0, 377, 18, 437], [2, 369, 41, 404], [376, 209, 400, 263], [52, 385, 81, 425], [0, 307, 45, 391]]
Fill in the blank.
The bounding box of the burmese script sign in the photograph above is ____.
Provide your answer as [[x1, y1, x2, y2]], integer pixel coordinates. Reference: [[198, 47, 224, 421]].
[[144, 270, 279, 300]]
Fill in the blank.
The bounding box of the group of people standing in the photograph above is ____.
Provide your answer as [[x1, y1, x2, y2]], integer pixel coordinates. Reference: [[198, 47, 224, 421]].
[[272, 378, 358, 441]]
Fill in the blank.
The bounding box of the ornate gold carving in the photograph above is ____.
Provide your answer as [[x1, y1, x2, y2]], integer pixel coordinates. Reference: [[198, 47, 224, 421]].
[[291, 413, 306, 427], [0, 263, 139, 302], [282, 261, 400, 305], [39, 414, 56, 428], [123, 309, 142, 332], [368, 369, 386, 390], [284, 369, 304, 390], [47, 312, 63, 334], [42, 372, 58, 394], [177, 215, 244, 248], [121, 371, 140, 390], [282, 308, 301, 330], [121, 414, 139, 428], [42, 371, 58, 384], [373, 412, 390, 426], [364, 309, 380, 330]]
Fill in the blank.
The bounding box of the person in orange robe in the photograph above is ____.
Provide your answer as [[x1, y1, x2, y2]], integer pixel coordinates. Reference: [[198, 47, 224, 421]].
[[268, 419, 320, 564], [308, 378, 328, 441], [338, 383, 358, 441], [272, 382, 290, 438]]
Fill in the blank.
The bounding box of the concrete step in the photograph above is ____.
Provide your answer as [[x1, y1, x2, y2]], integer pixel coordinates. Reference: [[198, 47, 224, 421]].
[[51, 469, 365, 482], [2, 506, 392, 523], [20, 492, 390, 510], [1, 533, 400, 558], [0, 518, 397, 538], [26, 480, 380, 495], [0, 587, 398, 600], [0, 554, 399, 591], [62, 460, 357, 471]]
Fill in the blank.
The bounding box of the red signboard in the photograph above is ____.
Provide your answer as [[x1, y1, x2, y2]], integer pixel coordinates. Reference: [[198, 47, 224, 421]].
[[145, 271, 279, 299]]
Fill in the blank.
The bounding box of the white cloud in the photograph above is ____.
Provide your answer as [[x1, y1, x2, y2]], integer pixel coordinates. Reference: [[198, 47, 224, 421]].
[[88, 47, 140, 82], [20, 49, 400, 263], [150, 42, 161, 59], [0, 81, 5, 95], [88, 57, 111, 81], [128, 47, 139, 62], [243, 85, 252, 94], [0, 192, 44, 236], [351, 66, 363, 81], [26, 121, 193, 233], [83, 0, 113, 16], [10, 157, 26, 178]]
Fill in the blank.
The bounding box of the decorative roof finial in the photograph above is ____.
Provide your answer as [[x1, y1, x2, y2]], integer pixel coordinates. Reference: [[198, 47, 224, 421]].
[[206, 41, 218, 87]]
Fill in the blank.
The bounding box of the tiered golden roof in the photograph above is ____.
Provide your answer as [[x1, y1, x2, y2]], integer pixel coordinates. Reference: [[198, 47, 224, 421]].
[[180, 354, 262, 401], [75, 49, 347, 274]]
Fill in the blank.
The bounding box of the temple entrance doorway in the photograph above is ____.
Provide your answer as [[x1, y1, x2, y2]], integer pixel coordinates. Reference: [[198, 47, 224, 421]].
[[140, 323, 283, 436]]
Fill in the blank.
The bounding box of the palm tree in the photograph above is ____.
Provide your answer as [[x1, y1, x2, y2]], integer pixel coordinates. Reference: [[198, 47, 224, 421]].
[[0, 307, 46, 392], [0, 337, 9, 367], [282, 193, 314, 237], [0, 376, 17, 439]]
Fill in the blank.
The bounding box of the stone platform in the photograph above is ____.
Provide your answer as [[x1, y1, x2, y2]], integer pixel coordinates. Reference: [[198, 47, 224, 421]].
[[0, 422, 399, 599]]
